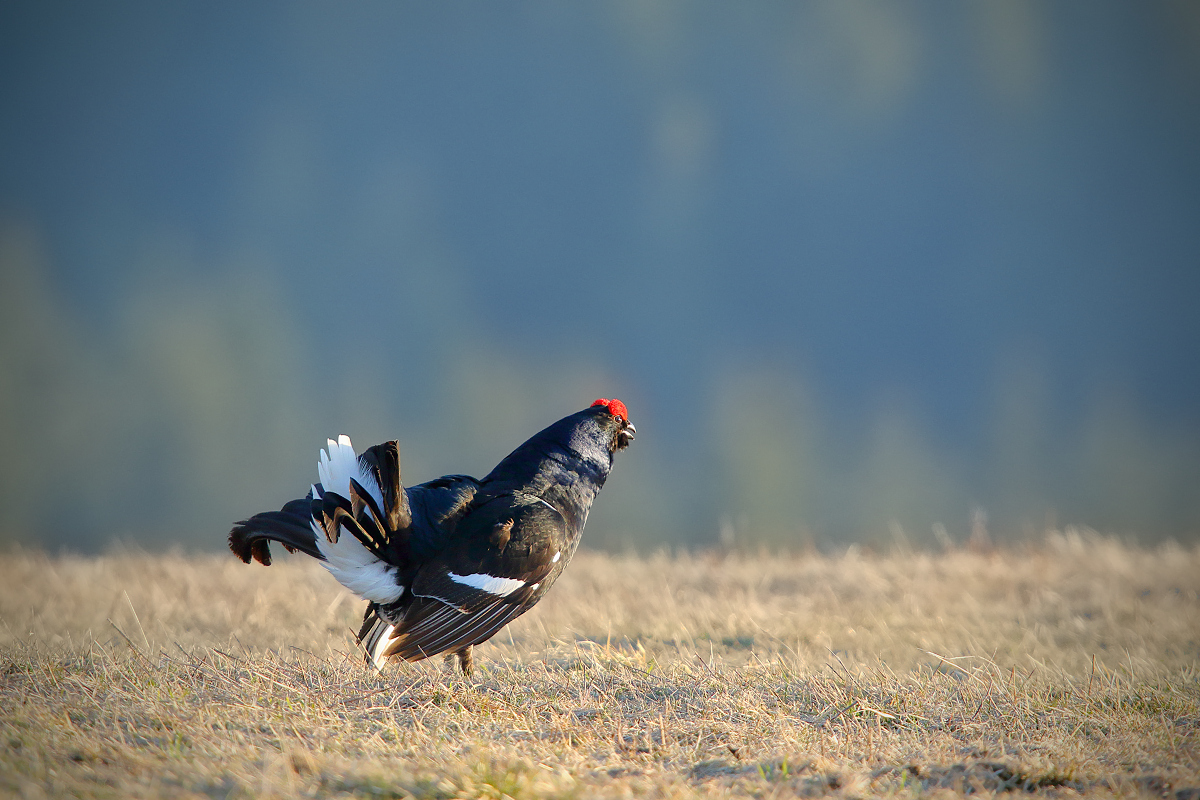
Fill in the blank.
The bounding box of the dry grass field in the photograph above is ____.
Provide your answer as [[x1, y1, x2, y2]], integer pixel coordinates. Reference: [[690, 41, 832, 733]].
[[1, 530, 1197, 799]]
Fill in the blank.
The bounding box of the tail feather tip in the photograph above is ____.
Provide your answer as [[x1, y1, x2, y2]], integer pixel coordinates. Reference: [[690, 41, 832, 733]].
[[228, 523, 273, 566]]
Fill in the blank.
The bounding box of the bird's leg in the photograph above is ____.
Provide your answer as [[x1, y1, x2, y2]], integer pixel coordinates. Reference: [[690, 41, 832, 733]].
[[455, 645, 473, 677]]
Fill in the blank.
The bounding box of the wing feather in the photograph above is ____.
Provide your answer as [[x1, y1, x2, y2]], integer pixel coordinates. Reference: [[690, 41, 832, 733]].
[[418, 600, 506, 656], [439, 600, 521, 652], [381, 596, 529, 662]]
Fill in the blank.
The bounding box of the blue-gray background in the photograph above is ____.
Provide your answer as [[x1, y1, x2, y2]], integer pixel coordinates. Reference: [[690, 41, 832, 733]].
[[2, 2, 1198, 552]]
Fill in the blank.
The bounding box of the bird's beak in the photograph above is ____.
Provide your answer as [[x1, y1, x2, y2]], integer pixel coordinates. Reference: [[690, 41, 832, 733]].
[[616, 421, 636, 449]]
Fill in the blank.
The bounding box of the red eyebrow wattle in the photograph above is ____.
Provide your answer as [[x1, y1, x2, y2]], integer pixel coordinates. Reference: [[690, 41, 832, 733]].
[[591, 398, 629, 422]]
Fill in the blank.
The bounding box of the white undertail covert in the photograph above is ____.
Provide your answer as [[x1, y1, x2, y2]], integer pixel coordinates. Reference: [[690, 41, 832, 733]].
[[312, 435, 404, 604]]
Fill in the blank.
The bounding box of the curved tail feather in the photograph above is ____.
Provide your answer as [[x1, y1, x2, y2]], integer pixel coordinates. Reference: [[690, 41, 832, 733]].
[[229, 497, 323, 565]]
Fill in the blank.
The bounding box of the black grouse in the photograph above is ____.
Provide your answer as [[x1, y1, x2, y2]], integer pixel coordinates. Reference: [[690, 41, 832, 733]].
[[229, 398, 634, 675]]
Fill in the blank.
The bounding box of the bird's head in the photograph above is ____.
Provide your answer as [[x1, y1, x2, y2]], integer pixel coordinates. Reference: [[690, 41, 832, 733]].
[[591, 398, 636, 451]]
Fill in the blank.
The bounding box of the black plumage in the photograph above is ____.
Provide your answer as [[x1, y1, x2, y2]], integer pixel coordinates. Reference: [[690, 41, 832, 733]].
[[229, 399, 634, 675]]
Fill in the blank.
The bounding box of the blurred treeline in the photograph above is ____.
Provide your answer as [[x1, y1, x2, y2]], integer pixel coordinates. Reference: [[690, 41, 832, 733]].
[[4, 222, 1199, 551], [1, 2, 1199, 551]]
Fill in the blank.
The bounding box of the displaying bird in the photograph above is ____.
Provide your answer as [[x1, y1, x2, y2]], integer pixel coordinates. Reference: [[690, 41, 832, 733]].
[[228, 398, 634, 675]]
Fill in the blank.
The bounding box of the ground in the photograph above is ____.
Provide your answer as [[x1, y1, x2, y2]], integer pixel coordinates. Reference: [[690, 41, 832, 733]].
[[0, 530, 1197, 798]]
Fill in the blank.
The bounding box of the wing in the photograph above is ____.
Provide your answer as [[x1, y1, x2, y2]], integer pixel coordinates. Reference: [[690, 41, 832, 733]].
[[403, 474, 481, 561], [380, 493, 567, 662]]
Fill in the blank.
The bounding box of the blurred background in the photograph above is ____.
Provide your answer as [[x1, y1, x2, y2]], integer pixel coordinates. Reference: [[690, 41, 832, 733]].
[[2, 2, 1199, 553]]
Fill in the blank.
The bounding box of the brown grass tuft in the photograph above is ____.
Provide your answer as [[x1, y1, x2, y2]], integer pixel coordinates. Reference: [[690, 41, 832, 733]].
[[1, 529, 1197, 798]]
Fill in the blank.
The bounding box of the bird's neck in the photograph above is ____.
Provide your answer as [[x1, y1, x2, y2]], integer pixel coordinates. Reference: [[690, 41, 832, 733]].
[[483, 438, 609, 531]]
